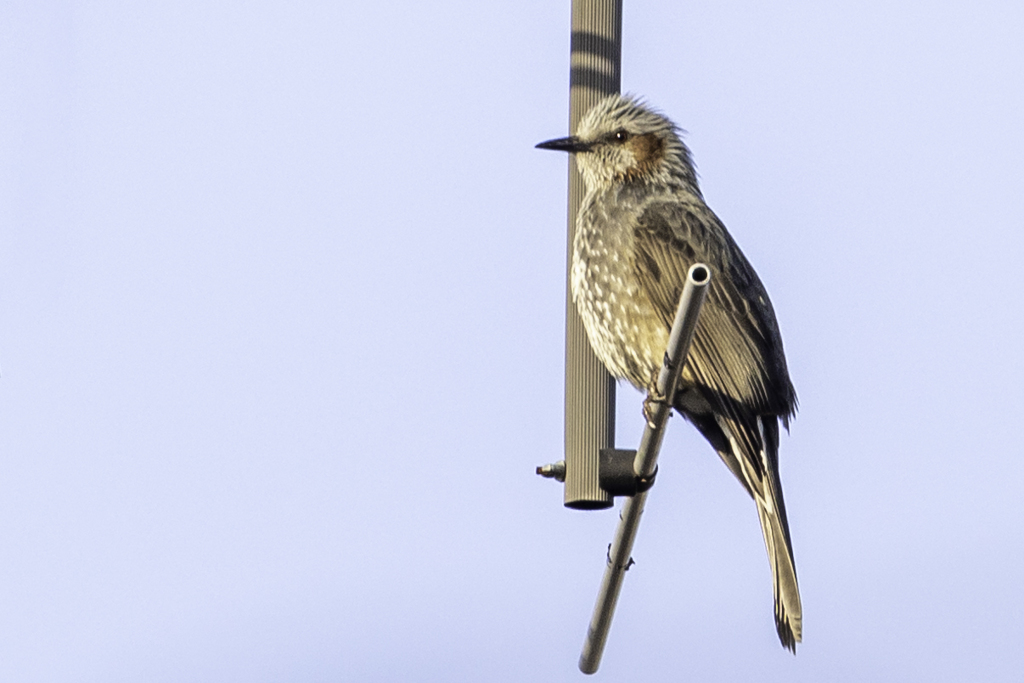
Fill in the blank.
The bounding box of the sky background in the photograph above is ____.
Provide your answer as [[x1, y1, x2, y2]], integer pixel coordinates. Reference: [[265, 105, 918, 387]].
[[2, 1, 1023, 681]]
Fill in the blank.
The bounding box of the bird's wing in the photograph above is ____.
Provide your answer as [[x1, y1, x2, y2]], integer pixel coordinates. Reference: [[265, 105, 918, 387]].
[[631, 197, 796, 420], [632, 197, 803, 648]]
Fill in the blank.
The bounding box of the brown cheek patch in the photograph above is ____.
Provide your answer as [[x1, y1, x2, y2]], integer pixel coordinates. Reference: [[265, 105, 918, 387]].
[[627, 133, 664, 168]]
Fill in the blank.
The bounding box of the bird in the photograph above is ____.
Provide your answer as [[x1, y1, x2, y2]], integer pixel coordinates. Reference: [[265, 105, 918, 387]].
[[536, 94, 802, 651]]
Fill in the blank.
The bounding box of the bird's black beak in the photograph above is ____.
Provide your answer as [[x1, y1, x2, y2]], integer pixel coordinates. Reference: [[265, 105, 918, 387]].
[[535, 135, 592, 153]]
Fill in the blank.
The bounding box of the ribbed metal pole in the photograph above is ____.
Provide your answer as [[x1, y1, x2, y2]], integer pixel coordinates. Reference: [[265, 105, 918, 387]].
[[563, 0, 622, 510], [579, 264, 712, 674]]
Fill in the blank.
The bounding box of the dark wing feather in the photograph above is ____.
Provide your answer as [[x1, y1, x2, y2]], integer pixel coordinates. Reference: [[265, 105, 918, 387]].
[[631, 197, 796, 421]]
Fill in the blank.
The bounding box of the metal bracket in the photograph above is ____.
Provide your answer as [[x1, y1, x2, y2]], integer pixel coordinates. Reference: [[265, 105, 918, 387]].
[[598, 449, 655, 497]]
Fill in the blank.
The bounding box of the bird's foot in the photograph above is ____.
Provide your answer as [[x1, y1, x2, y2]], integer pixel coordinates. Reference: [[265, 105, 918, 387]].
[[643, 391, 667, 429], [642, 367, 666, 428]]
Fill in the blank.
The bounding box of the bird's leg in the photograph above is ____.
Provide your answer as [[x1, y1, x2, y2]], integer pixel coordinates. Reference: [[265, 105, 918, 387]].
[[642, 366, 666, 428], [643, 393, 664, 428]]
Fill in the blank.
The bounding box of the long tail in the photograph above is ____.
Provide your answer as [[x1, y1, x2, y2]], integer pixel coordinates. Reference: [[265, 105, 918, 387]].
[[689, 409, 802, 650], [753, 417, 802, 651]]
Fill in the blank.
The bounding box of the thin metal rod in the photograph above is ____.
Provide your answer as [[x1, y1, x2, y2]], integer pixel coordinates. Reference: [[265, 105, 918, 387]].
[[579, 264, 711, 674]]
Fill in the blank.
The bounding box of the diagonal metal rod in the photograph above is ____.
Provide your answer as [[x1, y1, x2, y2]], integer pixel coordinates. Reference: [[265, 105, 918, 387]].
[[578, 263, 711, 675]]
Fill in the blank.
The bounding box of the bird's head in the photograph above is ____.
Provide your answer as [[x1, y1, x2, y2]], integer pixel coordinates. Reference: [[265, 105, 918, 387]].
[[536, 94, 699, 193]]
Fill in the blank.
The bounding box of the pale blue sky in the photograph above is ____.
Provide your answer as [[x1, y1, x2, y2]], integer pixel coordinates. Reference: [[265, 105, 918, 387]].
[[3, 1, 1023, 681]]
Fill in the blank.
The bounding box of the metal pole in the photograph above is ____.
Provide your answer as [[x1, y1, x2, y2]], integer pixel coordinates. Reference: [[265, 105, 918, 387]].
[[579, 264, 711, 674], [563, 0, 622, 510]]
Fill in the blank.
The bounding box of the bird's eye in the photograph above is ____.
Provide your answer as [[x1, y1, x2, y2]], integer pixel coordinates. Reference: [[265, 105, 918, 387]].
[[614, 130, 629, 143]]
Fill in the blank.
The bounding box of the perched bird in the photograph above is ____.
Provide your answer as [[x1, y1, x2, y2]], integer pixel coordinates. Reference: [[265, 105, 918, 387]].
[[537, 94, 802, 651]]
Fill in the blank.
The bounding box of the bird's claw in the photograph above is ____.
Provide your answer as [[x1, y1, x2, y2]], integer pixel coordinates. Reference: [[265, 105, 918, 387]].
[[643, 392, 666, 428], [643, 368, 666, 427]]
